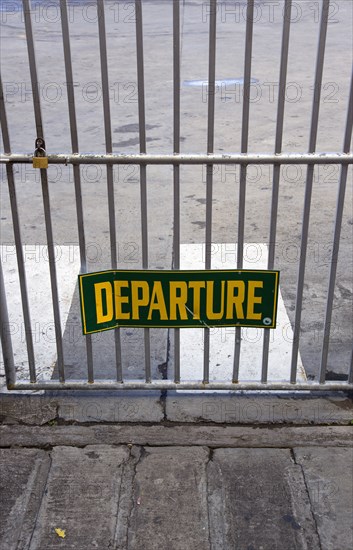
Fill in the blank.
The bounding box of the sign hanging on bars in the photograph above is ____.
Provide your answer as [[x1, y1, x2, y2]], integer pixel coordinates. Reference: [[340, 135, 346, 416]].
[[79, 270, 280, 335]]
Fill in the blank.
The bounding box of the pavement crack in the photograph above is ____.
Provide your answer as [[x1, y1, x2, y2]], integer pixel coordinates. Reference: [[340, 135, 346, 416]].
[[112, 451, 132, 550], [121, 446, 145, 550], [27, 450, 53, 550], [112, 458, 125, 547], [158, 327, 171, 422], [290, 449, 323, 550], [205, 447, 213, 550], [289, 448, 297, 464]]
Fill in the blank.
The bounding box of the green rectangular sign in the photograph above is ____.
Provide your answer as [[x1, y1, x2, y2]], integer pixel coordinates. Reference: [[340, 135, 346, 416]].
[[79, 269, 280, 335]]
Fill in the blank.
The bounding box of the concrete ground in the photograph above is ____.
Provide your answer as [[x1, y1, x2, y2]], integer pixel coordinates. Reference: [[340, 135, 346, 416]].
[[1, 388, 352, 549], [1, 423, 352, 550]]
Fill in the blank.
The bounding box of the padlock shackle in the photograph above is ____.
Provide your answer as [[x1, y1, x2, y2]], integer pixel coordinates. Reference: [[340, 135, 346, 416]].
[[34, 147, 46, 156], [35, 137, 46, 149]]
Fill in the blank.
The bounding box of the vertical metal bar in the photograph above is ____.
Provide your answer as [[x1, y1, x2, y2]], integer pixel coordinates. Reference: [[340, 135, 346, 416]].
[[6, 165, 37, 382], [0, 257, 16, 387], [205, 0, 217, 264], [319, 72, 353, 383], [290, 0, 330, 383], [233, 0, 254, 383], [60, 1, 79, 154], [240, 0, 254, 155], [173, 0, 181, 383], [135, 0, 147, 156], [23, 0, 65, 381], [0, 75, 36, 382], [97, 0, 122, 382], [40, 169, 65, 381], [60, 0, 94, 383], [261, 0, 292, 383], [135, 0, 151, 382], [349, 345, 353, 384], [22, 0, 43, 138], [203, 0, 217, 384], [0, 75, 11, 154]]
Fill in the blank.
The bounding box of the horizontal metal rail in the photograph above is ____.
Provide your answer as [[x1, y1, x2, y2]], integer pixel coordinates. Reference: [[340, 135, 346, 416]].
[[7, 380, 353, 392], [1, 152, 352, 165]]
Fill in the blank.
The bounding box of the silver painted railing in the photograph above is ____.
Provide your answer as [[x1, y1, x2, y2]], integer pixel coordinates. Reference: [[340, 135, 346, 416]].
[[0, 0, 352, 391]]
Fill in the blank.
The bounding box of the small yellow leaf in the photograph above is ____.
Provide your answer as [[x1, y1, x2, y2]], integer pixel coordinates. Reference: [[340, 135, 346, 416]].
[[54, 528, 66, 539]]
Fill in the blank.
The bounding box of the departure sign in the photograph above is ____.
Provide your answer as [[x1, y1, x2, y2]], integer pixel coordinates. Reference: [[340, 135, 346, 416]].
[[79, 270, 279, 334]]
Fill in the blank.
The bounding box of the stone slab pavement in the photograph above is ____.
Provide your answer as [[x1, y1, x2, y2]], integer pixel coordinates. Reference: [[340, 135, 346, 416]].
[[0, 425, 352, 550]]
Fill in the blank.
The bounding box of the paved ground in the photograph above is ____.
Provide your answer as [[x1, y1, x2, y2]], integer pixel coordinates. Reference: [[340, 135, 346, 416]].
[[1, 0, 352, 385], [0, 424, 352, 549], [1, 392, 351, 549]]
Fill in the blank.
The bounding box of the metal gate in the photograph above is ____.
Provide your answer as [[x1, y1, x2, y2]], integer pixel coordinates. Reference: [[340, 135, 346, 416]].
[[0, 0, 352, 391]]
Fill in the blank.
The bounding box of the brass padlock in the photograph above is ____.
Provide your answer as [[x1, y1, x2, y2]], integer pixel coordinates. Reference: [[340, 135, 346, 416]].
[[33, 137, 48, 169]]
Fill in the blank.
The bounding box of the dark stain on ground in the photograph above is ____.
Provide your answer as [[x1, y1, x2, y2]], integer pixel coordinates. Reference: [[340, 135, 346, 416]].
[[114, 123, 160, 133], [192, 221, 206, 229], [337, 283, 352, 299], [158, 361, 168, 380], [326, 371, 349, 382], [113, 137, 160, 147], [281, 515, 301, 530], [86, 451, 100, 459]]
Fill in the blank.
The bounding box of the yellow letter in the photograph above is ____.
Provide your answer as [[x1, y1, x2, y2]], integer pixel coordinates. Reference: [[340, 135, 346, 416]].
[[226, 281, 245, 319], [94, 282, 113, 324], [189, 281, 205, 319], [246, 281, 263, 320], [148, 281, 168, 320], [131, 281, 150, 320], [206, 281, 225, 320], [169, 282, 188, 320], [114, 280, 130, 320]]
